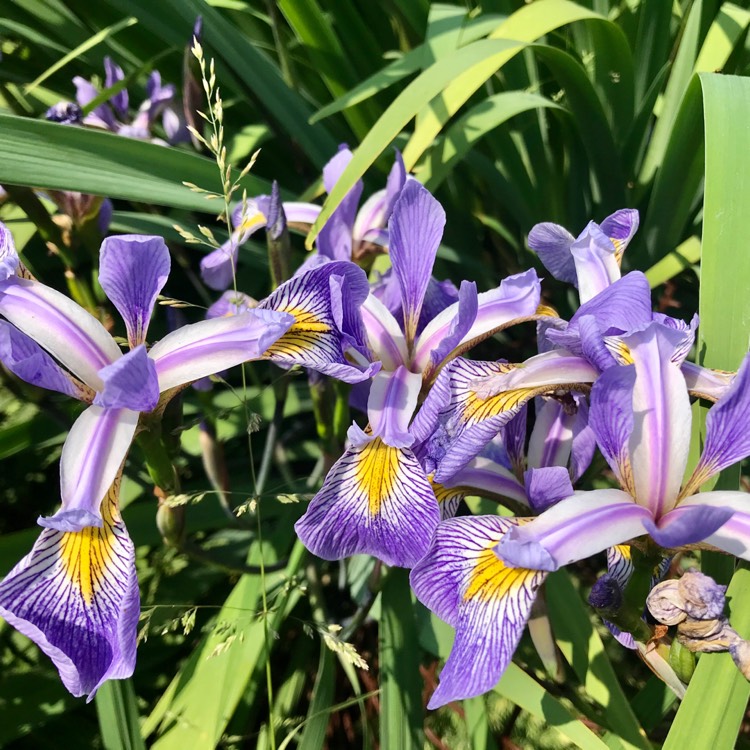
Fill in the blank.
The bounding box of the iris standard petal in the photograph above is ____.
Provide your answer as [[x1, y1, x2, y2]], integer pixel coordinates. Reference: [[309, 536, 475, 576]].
[[294, 436, 440, 567], [0, 321, 84, 398], [588, 364, 637, 494], [497, 490, 650, 571], [599, 208, 639, 263], [570, 222, 621, 303], [206, 290, 256, 319], [94, 345, 160, 412], [360, 294, 409, 370], [150, 309, 293, 392], [436, 456, 528, 511], [569, 398, 596, 482], [410, 515, 545, 707], [527, 222, 577, 284], [98, 235, 170, 348], [677, 492, 750, 560], [41, 406, 139, 531], [318, 147, 363, 261], [366, 367, 422, 449], [0, 484, 138, 699], [388, 181, 446, 345], [103, 56, 128, 116], [0, 277, 121, 390], [0, 222, 20, 280], [623, 323, 692, 516], [413, 281, 477, 377], [526, 399, 573, 470], [523, 466, 574, 513], [200, 239, 240, 291], [257, 262, 372, 382], [683, 353, 750, 496]]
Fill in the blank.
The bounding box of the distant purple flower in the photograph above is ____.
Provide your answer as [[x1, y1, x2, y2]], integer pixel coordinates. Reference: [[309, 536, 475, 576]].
[[200, 146, 407, 290]]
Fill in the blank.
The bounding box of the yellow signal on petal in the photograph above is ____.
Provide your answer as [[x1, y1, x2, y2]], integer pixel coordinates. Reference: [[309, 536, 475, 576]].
[[353, 437, 400, 516], [464, 541, 538, 603], [265, 304, 331, 358], [604, 336, 634, 365], [59, 487, 121, 605], [535, 304, 559, 317], [611, 237, 626, 265], [463, 386, 534, 424], [239, 211, 266, 233]]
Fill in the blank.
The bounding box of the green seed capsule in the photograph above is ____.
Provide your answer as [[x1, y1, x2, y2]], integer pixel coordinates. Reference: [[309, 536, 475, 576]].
[[669, 638, 696, 684]]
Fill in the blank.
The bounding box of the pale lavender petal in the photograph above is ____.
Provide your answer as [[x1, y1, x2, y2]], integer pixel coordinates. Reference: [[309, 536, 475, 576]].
[[570, 222, 621, 303], [569, 397, 595, 482], [410, 515, 545, 707], [497, 490, 649, 571], [686, 352, 750, 491], [366, 366, 421, 448], [526, 399, 573, 469], [150, 309, 293, 392], [98, 235, 170, 348], [389, 181, 445, 344], [200, 240, 239, 291], [600, 208, 639, 262], [0, 222, 20, 280], [681, 360, 734, 401], [523, 466, 574, 512], [422, 280, 477, 372], [678, 491, 750, 561], [413, 269, 541, 374], [622, 323, 693, 515], [94, 345, 159, 411], [258, 262, 374, 383], [383, 149, 407, 220], [0, 321, 81, 398], [360, 293, 408, 370], [442, 456, 527, 506], [527, 222, 576, 284], [589, 364, 636, 494], [40, 406, 139, 531], [206, 291, 256, 319], [0, 487, 138, 699], [644, 505, 734, 548], [294, 437, 439, 567], [352, 190, 388, 243], [103, 57, 128, 115], [318, 147, 363, 261], [0, 277, 121, 390]]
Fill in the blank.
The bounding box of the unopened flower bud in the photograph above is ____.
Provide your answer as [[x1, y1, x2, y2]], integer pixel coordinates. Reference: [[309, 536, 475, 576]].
[[668, 638, 696, 684], [589, 574, 623, 611], [730, 640, 750, 680], [156, 501, 185, 547]]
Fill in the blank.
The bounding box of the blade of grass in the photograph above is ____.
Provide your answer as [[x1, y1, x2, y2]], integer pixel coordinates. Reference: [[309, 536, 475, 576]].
[[419, 91, 563, 191], [546, 570, 650, 750], [644, 236, 700, 287], [24, 15, 138, 94], [379, 568, 423, 750], [0, 115, 271, 213], [662, 69, 750, 750], [494, 664, 611, 750], [95, 679, 147, 750], [310, 12, 503, 124]]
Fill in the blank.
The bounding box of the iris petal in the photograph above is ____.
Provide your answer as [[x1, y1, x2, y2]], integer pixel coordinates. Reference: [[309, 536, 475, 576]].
[[410, 515, 545, 707], [295, 436, 439, 567], [0, 483, 138, 699]]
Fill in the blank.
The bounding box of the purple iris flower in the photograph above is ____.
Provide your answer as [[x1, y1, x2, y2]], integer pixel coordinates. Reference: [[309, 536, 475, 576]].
[[200, 146, 407, 291], [294, 181, 543, 567], [0, 222, 296, 698], [72, 57, 186, 144], [411, 319, 750, 707], [420, 211, 734, 483]]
